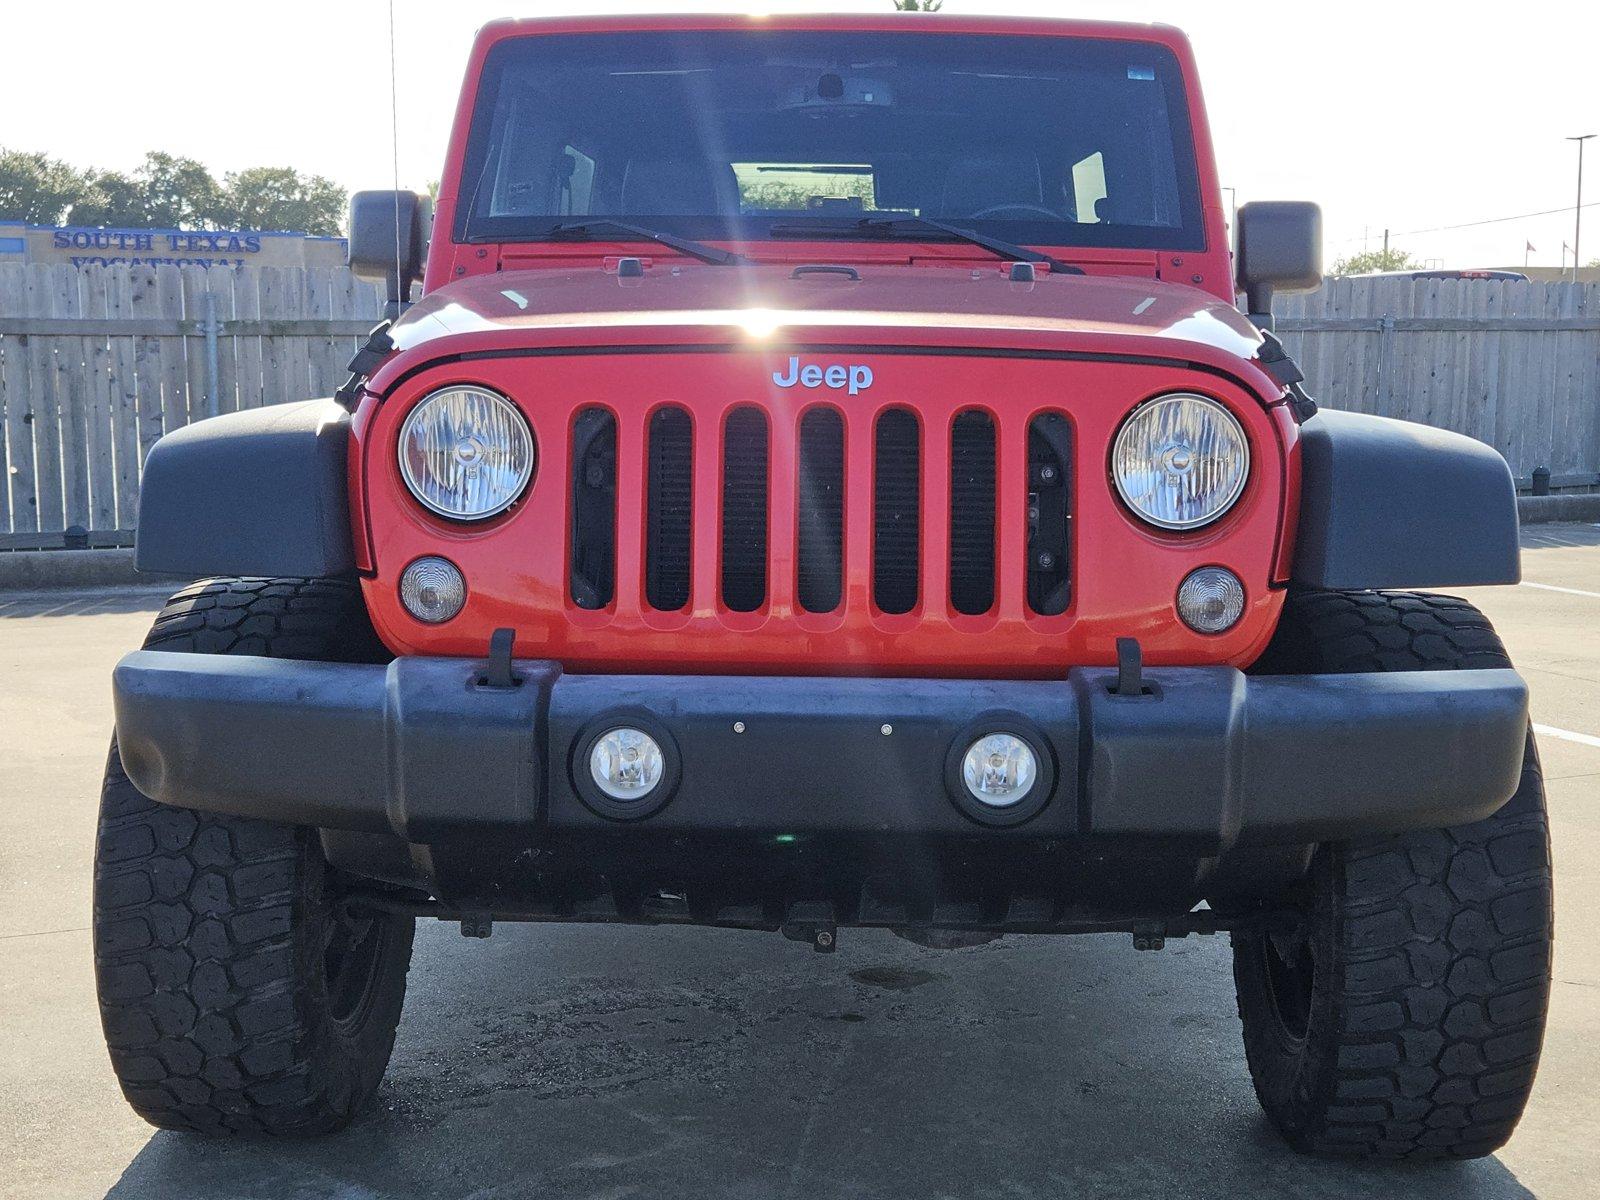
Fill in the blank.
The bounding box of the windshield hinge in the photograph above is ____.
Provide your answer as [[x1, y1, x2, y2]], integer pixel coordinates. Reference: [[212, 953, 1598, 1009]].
[[334, 320, 396, 410], [1254, 329, 1318, 424]]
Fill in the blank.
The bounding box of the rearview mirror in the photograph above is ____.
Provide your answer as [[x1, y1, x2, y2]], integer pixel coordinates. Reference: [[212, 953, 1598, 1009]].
[[1235, 201, 1322, 328], [348, 190, 432, 317]]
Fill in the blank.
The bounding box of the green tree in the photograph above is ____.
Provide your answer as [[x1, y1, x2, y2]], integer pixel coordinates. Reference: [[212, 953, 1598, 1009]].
[[1329, 246, 1421, 276], [0, 148, 90, 224], [67, 170, 145, 226], [739, 176, 876, 211], [215, 166, 346, 235], [70, 152, 223, 228], [893, 0, 943, 10], [0, 149, 347, 234], [137, 153, 224, 227]]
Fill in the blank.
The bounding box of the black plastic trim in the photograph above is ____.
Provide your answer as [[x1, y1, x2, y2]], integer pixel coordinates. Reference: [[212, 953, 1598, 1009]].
[[1292, 409, 1520, 589], [134, 398, 353, 578], [115, 652, 1528, 853]]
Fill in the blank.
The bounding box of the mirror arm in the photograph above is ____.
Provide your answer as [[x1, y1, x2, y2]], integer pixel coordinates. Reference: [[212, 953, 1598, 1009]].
[[383, 267, 415, 322], [1245, 282, 1275, 331]]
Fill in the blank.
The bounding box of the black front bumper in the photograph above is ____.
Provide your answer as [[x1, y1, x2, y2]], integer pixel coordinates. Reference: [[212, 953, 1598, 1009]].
[[114, 651, 1526, 870]]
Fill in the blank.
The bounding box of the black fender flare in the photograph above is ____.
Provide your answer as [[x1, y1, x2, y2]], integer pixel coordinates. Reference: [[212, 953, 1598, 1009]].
[[134, 399, 354, 578], [1291, 409, 1519, 590]]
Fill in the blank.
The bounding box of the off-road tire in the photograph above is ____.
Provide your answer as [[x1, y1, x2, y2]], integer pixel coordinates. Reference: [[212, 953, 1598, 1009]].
[[1234, 589, 1552, 1159], [94, 577, 414, 1135]]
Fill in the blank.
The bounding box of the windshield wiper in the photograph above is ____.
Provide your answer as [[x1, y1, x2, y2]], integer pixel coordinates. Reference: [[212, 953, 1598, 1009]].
[[547, 219, 748, 266], [771, 216, 1084, 275]]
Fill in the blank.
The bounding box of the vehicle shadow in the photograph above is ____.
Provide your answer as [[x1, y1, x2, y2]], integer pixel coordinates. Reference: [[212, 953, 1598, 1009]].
[[102, 923, 1537, 1200], [0, 586, 171, 620]]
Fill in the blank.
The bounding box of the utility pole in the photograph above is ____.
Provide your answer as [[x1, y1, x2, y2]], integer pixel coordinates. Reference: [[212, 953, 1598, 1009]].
[[1568, 135, 1595, 280], [1383, 228, 1390, 257]]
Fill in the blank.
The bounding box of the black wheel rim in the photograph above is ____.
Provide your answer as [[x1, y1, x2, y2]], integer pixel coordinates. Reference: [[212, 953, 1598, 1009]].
[[1262, 928, 1316, 1043], [323, 900, 387, 1030]]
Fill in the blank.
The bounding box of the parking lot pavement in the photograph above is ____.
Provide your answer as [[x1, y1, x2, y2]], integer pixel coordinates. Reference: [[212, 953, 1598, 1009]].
[[2, 528, 1597, 1200]]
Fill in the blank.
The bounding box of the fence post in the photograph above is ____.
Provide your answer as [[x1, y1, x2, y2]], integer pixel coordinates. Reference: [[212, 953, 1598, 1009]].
[[201, 289, 221, 419], [1374, 313, 1395, 413]]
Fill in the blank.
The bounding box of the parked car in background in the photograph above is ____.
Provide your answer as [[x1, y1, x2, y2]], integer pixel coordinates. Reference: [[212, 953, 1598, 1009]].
[[1347, 268, 1531, 281]]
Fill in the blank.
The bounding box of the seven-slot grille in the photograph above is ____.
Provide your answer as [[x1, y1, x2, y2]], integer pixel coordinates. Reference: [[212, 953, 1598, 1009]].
[[569, 404, 1071, 619]]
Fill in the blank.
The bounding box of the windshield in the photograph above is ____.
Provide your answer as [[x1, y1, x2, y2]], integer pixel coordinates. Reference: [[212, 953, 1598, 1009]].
[[456, 30, 1206, 252]]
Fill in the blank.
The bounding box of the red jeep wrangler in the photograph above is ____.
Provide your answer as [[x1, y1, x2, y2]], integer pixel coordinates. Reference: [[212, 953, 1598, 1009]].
[[99, 13, 1548, 1159]]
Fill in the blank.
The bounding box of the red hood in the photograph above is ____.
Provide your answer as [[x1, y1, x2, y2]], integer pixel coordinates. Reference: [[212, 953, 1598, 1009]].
[[385, 262, 1270, 377]]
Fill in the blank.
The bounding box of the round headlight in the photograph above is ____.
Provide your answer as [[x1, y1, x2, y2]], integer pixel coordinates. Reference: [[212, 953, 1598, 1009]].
[[399, 386, 534, 520], [1112, 394, 1249, 530]]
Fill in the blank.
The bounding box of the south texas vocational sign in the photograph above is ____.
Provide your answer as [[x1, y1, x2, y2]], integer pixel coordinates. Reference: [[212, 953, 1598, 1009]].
[[0, 223, 348, 269]]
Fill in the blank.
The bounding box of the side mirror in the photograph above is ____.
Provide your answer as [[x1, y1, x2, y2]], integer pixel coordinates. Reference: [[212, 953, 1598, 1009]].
[[348, 190, 432, 317], [1235, 201, 1322, 328]]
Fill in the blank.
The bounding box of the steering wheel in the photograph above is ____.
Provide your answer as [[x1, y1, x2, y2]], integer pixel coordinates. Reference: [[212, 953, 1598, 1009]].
[[966, 203, 1063, 221]]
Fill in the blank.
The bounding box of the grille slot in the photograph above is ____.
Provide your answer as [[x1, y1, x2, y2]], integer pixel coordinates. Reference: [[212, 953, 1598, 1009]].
[[721, 406, 769, 613], [646, 406, 693, 612], [949, 410, 997, 615], [873, 408, 921, 615], [569, 407, 616, 610], [796, 408, 845, 613], [1027, 412, 1072, 615]]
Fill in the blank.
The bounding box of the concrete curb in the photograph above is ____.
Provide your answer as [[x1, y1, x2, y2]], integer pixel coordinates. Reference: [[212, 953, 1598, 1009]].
[[0, 548, 181, 592], [4, 500, 1595, 591], [1518, 494, 1600, 526]]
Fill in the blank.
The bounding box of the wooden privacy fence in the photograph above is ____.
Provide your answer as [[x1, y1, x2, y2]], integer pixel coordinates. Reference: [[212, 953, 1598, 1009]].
[[0, 267, 1597, 548], [1275, 277, 1600, 492], [0, 263, 382, 548]]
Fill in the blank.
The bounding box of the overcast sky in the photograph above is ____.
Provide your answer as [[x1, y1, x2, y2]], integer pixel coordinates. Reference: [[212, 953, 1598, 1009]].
[[4, 1, 1597, 269]]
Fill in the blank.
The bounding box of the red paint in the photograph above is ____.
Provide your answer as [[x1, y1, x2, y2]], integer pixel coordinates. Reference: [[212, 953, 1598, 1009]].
[[353, 14, 1297, 676], [355, 339, 1289, 675]]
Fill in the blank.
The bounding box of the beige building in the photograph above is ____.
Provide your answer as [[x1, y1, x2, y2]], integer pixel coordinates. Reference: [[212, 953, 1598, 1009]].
[[0, 222, 348, 270]]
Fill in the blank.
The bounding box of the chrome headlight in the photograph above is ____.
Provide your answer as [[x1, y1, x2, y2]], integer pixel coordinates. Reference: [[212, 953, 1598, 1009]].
[[399, 386, 535, 520], [1112, 394, 1249, 530]]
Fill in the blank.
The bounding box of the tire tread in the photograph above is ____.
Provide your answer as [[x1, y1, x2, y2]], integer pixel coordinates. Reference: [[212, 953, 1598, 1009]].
[[94, 577, 410, 1136], [1236, 589, 1552, 1160]]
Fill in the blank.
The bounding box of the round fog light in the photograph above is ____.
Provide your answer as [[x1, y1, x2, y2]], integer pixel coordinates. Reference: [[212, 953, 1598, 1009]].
[[589, 728, 666, 802], [399, 556, 467, 624], [961, 734, 1039, 808], [1177, 567, 1246, 634]]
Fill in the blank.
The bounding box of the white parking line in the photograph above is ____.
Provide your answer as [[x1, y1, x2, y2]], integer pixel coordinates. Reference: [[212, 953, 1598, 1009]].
[[1521, 582, 1600, 600], [1535, 723, 1600, 750]]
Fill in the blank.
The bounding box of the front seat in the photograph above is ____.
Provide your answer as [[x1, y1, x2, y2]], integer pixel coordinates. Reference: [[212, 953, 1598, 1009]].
[[617, 156, 741, 216], [937, 154, 1045, 218]]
